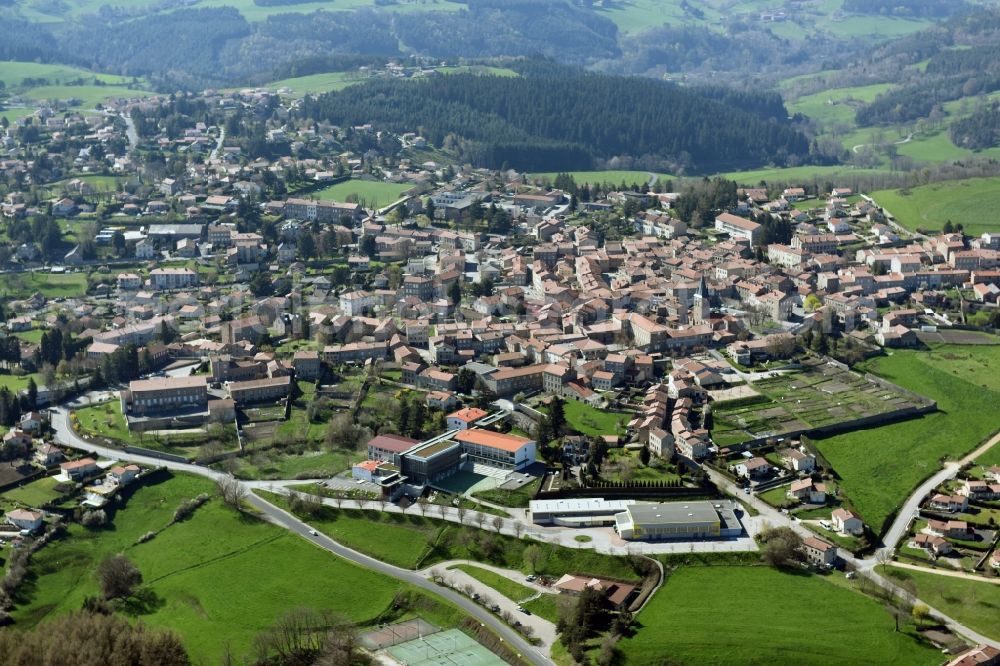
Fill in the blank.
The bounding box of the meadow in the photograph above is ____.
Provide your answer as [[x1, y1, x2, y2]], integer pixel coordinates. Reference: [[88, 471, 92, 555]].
[[562, 400, 630, 437], [813, 343, 1000, 533], [1, 272, 88, 299], [266, 71, 361, 96], [886, 567, 1000, 642], [617, 566, 940, 665], [716, 164, 888, 186], [0, 373, 42, 393], [11, 473, 426, 663], [871, 177, 1000, 235], [314, 179, 414, 208], [0, 61, 151, 120]]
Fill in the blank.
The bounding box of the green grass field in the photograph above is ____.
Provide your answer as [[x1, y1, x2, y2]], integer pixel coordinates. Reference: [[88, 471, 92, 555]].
[[0, 61, 136, 87], [437, 65, 519, 77], [226, 448, 353, 480], [561, 401, 630, 437], [813, 343, 1000, 533], [1, 272, 88, 299], [314, 179, 414, 208], [266, 71, 362, 96], [12, 473, 422, 663], [871, 177, 1000, 235], [0, 373, 42, 393], [886, 567, 1000, 642], [451, 564, 537, 603], [618, 566, 939, 665], [2, 476, 62, 507], [73, 400, 131, 443], [717, 164, 888, 186], [787, 84, 895, 128]]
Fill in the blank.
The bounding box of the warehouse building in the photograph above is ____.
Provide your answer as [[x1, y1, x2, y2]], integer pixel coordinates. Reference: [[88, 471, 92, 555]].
[[614, 501, 742, 541]]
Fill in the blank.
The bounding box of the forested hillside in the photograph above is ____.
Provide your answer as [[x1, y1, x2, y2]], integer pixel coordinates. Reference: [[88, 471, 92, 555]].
[[300, 70, 811, 172]]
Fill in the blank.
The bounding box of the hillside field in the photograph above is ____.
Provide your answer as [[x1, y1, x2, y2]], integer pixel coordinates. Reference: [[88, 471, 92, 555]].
[[9, 473, 459, 663], [530, 170, 669, 187], [617, 566, 939, 665], [871, 177, 1000, 235], [813, 342, 1000, 533]]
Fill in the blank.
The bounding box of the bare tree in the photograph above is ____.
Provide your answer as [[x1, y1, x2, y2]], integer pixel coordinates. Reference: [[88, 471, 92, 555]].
[[513, 521, 525, 539], [491, 515, 504, 533], [376, 496, 387, 513], [475, 511, 487, 530], [456, 505, 468, 525], [216, 475, 248, 512], [331, 494, 343, 510], [417, 497, 429, 517]]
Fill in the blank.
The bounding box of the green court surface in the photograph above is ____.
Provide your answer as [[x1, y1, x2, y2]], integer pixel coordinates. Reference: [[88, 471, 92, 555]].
[[387, 629, 505, 666]]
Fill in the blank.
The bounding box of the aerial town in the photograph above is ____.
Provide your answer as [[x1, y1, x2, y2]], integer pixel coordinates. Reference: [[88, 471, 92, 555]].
[[0, 84, 998, 666]]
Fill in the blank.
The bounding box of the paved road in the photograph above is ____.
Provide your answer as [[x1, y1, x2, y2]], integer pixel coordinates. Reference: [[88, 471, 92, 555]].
[[879, 431, 1000, 557], [49, 401, 548, 664]]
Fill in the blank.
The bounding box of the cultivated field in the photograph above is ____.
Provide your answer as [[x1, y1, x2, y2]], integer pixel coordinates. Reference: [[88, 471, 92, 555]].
[[872, 177, 1000, 236], [617, 566, 939, 665], [711, 359, 927, 447], [813, 342, 1000, 532]]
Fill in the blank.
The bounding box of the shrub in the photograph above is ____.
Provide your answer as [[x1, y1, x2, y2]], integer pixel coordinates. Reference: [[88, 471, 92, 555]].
[[81, 510, 107, 528]]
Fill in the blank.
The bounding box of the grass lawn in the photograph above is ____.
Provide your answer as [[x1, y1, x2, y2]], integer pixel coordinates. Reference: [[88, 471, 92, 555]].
[[226, 448, 353, 480], [521, 593, 561, 624], [11, 473, 427, 664], [561, 401, 629, 437], [872, 177, 1000, 236], [1, 272, 88, 299], [813, 343, 1000, 534], [314, 179, 414, 208], [13, 329, 45, 344], [787, 83, 895, 128], [451, 564, 537, 603], [437, 65, 519, 77], [73, 400, 131, 443], [0, 372, 43, 393], [262, 491, 641, 582], [886, 567, 1000, 641], [618, 566, 940, 665], [2, 476, 62, 507]]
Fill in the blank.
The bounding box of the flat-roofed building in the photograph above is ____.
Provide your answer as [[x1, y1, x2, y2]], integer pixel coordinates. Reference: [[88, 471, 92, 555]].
[[453, 429, 536, 470], [400, 437, 463, 484], [529, 498, 635, 527], [121, 376, 207, 416], [614, 501, 741, 541]]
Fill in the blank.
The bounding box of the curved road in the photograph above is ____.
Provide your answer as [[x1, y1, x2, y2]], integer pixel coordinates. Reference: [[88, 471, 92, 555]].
[[49, 405, 548, 665]]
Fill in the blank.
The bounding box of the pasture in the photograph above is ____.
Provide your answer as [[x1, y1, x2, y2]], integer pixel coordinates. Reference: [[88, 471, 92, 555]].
[[618, 566, 939, 665], [813, 343, 1000, 533], [11, 473, 416, 664], [314, 179, 414, 208], [1, 272, 88, 299], [266, 71, 361, 96], [871, 177, 1000, 235]]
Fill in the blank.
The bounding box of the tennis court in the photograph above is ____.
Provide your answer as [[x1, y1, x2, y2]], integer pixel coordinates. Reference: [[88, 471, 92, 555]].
[[386, 629, 507, 666], [359, 618, 438, 650]]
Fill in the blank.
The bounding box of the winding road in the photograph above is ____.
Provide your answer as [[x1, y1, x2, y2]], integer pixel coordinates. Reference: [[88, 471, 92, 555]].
[[48, 404, 548, 665], [48, 382, 1000, 656]]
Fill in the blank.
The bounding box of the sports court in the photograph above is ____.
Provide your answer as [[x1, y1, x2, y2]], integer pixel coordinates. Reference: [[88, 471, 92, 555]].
[[386, 628, 507, 666]]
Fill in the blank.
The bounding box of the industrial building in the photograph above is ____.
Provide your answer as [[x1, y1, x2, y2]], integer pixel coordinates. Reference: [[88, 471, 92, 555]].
[[528, 497, 743, 541], [614, 501, 742, 541]]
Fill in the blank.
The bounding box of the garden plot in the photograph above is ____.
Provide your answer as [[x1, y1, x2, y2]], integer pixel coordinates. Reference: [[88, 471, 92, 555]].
[[711, 360, 926, 444]]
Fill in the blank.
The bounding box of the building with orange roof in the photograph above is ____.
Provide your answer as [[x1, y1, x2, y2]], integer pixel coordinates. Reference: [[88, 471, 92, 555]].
[[446, 407, 488, 430], [453, 429, 536, 470]]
